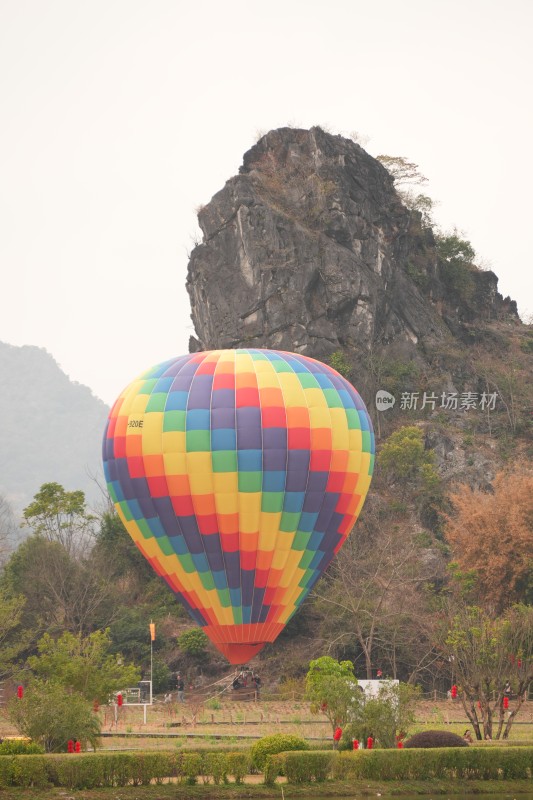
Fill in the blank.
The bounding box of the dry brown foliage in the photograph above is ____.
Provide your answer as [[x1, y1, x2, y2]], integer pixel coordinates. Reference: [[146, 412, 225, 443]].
[[444, 466, 533, 610]]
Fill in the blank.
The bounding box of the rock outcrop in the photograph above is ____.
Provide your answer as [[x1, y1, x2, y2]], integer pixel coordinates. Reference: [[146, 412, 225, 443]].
[[187, 127, 516, 361]]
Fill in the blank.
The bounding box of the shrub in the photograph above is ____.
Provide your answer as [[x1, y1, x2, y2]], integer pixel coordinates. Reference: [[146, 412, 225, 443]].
[[0, 739, 44, 755], [264, 753, 284, 786], [0, 755, 50, 788], [251, 734, 309, 771], [403, 730, 468, 748], [203, 752, 227, 785], [7, 680, 101, 752], [178, 751, 203, 784], [226, 752, 251, 784], [283, 751, 335, 783]]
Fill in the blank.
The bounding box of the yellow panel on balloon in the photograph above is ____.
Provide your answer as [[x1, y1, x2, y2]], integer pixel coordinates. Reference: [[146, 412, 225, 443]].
[[188, 472, 214, 495], [215, 492, 239, 514], [309, 406, 332, 428], [162, 431, 186, 454], [256, 370, 281, 388], [142, 413, 164, 455], [186, 452, 212, 474], [305, 388, 329, 408]]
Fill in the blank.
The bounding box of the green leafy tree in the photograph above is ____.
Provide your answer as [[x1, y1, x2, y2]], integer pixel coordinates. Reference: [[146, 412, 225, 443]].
[[1, 534, 116, 636], [23, 482, 96, 555], [108, 606, 156, 664], [8, 679, 100, 752], [378, 427, 443, 525], [435, 230, 476, 299], [305, 656, 361, 733], [445, 604, 533, 740], [0, 591, 27, 679], [343, 682, 420, 748], [329, 350, 353, 380], [27, 629, 140, 703], [436, 230, 475, 264], [93, 510, 153, 583], [177, 628, 209, 657], [379, 426, 434, 482]]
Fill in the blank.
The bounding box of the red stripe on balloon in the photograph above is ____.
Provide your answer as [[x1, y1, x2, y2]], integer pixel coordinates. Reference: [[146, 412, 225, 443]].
[[147, 476, 169, 497], [114, 436, 126, 458], [128, 456, 146, 479], [213, 372, 235, 390], [236, 387, 260, 407], [288, 427, 311, 449], [196, 514, 219, 535], [326, 472, 346, 492], [310, 450, 331, 471], [171, 496, 195, 516], [262, 407, 287, 427], [220, 531, 240, 552]]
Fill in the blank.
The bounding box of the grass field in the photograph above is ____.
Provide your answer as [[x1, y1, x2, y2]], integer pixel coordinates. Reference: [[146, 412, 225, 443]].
[[2, 698, 533, 750], [4, 698, 531, 749]]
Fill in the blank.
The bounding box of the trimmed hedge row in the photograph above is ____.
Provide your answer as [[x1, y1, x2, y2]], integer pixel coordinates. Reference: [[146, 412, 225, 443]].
[[1, 746, 532, 788], [0, 750, 251, 789], [265, 751, 335, 785], [267, 747, 533, 784], [335, 747, 533, 781]]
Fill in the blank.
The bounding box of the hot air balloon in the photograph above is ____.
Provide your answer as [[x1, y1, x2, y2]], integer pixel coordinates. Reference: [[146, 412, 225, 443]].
[[103, 349, 374, 664]]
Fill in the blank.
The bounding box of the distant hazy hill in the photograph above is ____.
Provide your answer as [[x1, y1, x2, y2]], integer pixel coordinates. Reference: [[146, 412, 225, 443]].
[[0, 342, 109, 517]]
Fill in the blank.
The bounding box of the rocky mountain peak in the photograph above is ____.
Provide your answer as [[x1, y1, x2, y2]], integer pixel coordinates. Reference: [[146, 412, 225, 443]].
[[187, 126, 518, 362]]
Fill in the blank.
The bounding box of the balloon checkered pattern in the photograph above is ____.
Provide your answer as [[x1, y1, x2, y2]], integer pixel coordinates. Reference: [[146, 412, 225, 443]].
[[103, 349, 374, 663]]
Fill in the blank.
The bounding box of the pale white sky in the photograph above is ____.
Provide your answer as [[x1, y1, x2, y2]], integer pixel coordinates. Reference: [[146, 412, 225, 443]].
[[1, 0, 531, 406]]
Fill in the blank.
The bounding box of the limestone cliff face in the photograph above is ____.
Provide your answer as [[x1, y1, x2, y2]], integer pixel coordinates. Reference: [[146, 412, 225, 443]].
[[187, 127, 515, 359]]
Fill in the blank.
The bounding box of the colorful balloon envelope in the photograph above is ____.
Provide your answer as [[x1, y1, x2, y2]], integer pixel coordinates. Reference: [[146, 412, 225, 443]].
[[102, 349, 374, 663]]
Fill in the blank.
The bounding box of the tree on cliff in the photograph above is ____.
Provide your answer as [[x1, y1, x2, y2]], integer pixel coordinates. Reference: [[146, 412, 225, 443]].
[[376, 156, 428, 187], [444, 467, 533, 611], [376, 155, 435, 226]]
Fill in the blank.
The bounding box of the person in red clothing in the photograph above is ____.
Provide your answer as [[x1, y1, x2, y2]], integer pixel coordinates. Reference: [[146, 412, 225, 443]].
[[333, 726, 343, 748]]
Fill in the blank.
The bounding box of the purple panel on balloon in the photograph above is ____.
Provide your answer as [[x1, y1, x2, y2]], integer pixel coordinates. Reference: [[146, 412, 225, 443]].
[[314, 493, 340, 532], [211, 389, 235, 408], [170, 375, 195, 391], [263, 449, 287, 471], [306, 471, 329, 492], [188, 375, 213, 408], [262, 428, 287, 449], [152, 497, 182, 537], [211, 407, 236, 429]]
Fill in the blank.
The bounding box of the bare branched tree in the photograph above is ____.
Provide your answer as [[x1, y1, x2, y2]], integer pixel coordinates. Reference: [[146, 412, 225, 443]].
[[313, 496, 443, 680]]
